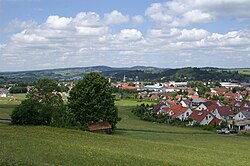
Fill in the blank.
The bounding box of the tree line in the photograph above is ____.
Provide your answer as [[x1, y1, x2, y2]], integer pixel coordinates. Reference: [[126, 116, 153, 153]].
[[11, 73, 120, 131]]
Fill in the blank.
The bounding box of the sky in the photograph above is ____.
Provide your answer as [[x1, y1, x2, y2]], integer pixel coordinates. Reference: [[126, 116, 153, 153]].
[[0, 0, 250, 71]]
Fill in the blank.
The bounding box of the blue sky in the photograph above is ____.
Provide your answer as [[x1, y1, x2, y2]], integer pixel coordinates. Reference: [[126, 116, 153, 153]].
[[0, 0, 250, 71]]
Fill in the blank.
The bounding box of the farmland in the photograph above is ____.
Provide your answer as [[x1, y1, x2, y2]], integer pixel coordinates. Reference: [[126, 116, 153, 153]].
[[0, 97, 250, 165]]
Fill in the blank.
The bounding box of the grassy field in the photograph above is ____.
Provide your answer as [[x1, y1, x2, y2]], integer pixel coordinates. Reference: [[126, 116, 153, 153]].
[[0, 94, 26, 119], [0, 97, 250, 165], [228, 68, 250, 75]]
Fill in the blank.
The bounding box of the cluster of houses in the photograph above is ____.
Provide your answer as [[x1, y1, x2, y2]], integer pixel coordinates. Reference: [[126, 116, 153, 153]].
[[116, 81, 250, 102], [151, 99, 250, 131], [115, 80, 250, 131]]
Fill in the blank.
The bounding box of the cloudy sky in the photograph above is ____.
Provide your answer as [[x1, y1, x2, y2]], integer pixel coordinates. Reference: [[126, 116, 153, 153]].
[[0, 0, 250, 71]]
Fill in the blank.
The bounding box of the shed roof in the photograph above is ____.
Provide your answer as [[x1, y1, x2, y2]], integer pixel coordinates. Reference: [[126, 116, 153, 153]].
[[88, 121, 112, 131]]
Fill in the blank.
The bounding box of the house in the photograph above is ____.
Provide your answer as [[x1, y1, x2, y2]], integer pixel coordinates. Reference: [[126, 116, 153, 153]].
[[151, 102, 168, 114], [148, 93, 160, 101], [195, 103, 208, 111], [234, 111, 250, 121], [0, 88, 9, 98], [195, 100, 220, 111], [230, 101, 250, 112], [211, 88, 228, 96], [188, 110, 214, 125], [233, 120, 250, 131], [209, 117, 223, 126], [180, 99, 192, 108], [224, 92, 243, 102], [211, 106, 234, 120], [231, 111, 250, 131], [165, 99, 179, 107], [191, 98, 206, 106], [163, 105, 192, 121]]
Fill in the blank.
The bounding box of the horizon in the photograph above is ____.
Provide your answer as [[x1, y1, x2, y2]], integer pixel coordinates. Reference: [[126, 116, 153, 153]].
[[0, 0, 250, 71], [0, 65, 249, 73]]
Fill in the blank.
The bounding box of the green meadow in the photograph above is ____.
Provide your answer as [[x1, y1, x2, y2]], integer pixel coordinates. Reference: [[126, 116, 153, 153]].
[[0, 96, 250, 165]]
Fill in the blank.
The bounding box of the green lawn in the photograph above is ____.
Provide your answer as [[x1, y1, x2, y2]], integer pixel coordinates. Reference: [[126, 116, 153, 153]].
[[0, 98, 250, 165]]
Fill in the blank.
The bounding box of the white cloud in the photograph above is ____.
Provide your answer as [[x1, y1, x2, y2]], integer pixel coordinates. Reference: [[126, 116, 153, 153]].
[[46, 16, 72, 29], [104, 10, 129, 25], [73, 12, 102, 27], [1, 8, 250, 70], [145, 0, 250, 27], [132, 15, 144, 25], [178, 28, 210, 41], [116, 29, 143, 41], [4, 19, 37, 32]]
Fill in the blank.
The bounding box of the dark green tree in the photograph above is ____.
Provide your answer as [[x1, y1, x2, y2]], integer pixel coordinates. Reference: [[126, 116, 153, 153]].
[[11, 78, 65, 126], [68, 72, 120, 129]]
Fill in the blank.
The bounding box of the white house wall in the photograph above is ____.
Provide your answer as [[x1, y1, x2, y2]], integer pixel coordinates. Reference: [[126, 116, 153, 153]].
[[200, 114, 214, 125], [234, 112, 246, 121], [195, 104, 207, 111]]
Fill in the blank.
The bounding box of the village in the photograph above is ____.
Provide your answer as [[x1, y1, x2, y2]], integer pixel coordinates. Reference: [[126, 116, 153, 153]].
[[114, 78, 250, 132], [1, 78, 250, 133]]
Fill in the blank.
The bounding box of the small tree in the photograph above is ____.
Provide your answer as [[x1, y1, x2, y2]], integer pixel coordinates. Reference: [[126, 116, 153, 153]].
[[68, 73, 120, 129]]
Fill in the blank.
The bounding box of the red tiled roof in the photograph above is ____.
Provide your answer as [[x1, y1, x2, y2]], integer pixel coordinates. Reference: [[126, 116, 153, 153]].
[[165, 99, 179, 106], [189, 110, 210, 122], [121, 84, 137, 90], [207, 104, 217, 112], [88, 122, 112, 131], [217, 106, 233, 116], [169, 105, 190, 117], [209, 118, 222, 125]]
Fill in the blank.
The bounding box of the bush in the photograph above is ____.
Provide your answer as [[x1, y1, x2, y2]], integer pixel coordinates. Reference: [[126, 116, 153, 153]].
[[51, 107, 78, 128], [11, 99, 42, 125], [201, 125, 215, 131]]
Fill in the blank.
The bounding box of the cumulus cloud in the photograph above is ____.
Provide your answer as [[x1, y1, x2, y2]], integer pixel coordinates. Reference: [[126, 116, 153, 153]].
[[104, 10, 129, 25], [45, 16, 72, 29], [145, 0, 250, 27], [116, 29, 143, 41], [1, 3, 250, 71]]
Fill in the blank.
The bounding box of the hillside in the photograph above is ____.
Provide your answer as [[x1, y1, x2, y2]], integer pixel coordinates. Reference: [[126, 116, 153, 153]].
[[0, 66, 249, 84], [1, 99, 250, 165]]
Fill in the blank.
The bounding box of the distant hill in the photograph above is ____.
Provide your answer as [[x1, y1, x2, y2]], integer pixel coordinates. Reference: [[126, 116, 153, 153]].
[[0, 66, 249, 84]]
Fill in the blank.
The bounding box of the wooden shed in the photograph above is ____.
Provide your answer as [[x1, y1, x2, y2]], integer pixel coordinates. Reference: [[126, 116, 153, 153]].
[[88, 121, 112, 134]]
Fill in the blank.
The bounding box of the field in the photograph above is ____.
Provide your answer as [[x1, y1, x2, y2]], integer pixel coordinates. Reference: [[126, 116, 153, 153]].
[[1, 96, 250, 165], [229, 68, 250, 75], [0, 94, 26, 120]]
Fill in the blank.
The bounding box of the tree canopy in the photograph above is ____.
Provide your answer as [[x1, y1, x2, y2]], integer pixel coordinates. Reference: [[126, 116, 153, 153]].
[[68, 72, 120, 129], [11, 78, 65, 126]]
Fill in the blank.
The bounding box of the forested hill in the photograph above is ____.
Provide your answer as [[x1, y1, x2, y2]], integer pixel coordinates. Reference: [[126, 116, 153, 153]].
[[106, 67, 249, 82], [0, 66, 249, 84]]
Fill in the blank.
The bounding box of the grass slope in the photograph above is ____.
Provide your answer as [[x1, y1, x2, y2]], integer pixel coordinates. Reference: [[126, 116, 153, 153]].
[[0, 98, 250, 165]]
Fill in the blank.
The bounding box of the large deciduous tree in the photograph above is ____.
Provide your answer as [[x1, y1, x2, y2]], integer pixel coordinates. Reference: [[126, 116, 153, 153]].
[[68, 72, 120, 129], [11, 78, 65, 126]]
